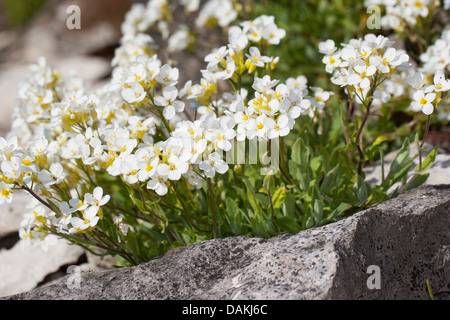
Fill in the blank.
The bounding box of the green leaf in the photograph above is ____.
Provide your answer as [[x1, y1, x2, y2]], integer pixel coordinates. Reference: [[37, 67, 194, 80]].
[[226, 197, 239, 217], [389, 139, 411, 174], [365, 136, 388, 160], [272, 187, 286, 211], [262, 174, 275, 190], [242, 178, 262, 215], [320, 164, 339, 194], [291, 138, 302, 164], [383, 139, 413, 189], [414, 148, 437, 174], [309, 156, 322, 174], [357, 180, 368, 203], [282, 191, 296, 220], [275, 216, 302, 234], [291, 137, 309, 166], [323, 203, 352, 223], [404, 173, 429, 191], [372, 187, 389, 203], [127, 187, 146, 213], [312, 199, 324, 227]]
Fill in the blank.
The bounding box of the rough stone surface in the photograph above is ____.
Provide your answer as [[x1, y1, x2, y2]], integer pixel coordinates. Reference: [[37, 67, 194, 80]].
[[4, 185, 450, 300]]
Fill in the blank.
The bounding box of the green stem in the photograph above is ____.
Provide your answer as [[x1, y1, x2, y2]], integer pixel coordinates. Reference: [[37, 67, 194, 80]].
[[172, 182, 209, 233], [207, 178, 218, 238], [399, 114, 431, 193]]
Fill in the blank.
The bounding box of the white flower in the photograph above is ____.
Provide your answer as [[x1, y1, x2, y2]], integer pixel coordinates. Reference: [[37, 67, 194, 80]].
[[167, 28, 192, 53], [1, 157, 21, 180], [138, 156, 159, 182], [265, 115, 290, 139], [183, 139, 207, 164], [120, 154, 141, 184], [56, 201, 77, 232], [0, 182, 14, 204], [180, 0, 200, 12], [199, 152, 228, 178], [19, 155, 38, 173], [157, 155, 189, 181], [408, 71, 425, 90], [38, 163, 65, 186], [255, 114, 271, 139], [246, 47, 271, 68], [252, 75, 279, 94], [147, 173, 169, 196], [121, 83, 146, 103], [228, 27, 248, 51], [310, 87, 333, 110], [114, 215, 129, 235], [216, 56, 236, 80], [84, 186, 110, 217], [0, 136, 19, 158], [156, 64, 179, 86], [411, 90, 436, 115], [154, 86, 185, 120], [318, 39, 336, 55], [347, 61, 377, 89], [262, 24, 286, 45], [425, 73, 450, 93], [69, 209, 100, 234], [69, 198, 89, 211], [322, 54, 341, 73], [205, 46, 229, 68]]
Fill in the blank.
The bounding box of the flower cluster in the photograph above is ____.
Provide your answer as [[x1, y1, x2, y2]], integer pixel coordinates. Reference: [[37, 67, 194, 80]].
[[4, 13, 329, 253], [320, 34, 410, 104], [364, 0, 443, 30], [0, 129, 111, 247], [112, 0, 238, 68], [420, 28, 450, 76], [408, 71, 450, 115], [195, 0, 238, 28]]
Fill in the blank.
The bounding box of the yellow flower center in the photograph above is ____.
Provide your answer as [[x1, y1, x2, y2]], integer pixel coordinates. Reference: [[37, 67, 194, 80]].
[[1, 188, 10, 197]]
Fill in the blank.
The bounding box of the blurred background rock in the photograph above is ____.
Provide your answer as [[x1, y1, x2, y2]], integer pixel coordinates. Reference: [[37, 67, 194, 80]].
[[0, 0, 136, 137]]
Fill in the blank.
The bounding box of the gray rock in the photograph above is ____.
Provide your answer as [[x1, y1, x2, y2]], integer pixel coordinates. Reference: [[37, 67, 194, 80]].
[[3, 184, 449, 300]]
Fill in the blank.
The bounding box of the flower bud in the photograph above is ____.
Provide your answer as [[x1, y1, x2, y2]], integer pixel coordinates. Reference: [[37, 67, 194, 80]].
[[233, 164, 242, 174]]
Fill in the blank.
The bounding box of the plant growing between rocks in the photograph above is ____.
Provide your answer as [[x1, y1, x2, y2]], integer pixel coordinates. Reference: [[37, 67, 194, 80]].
[[0, 0, 449, 266]]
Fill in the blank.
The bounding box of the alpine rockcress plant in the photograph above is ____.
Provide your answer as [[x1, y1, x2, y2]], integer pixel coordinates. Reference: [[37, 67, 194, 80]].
[[1, 0, 447, 266]]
